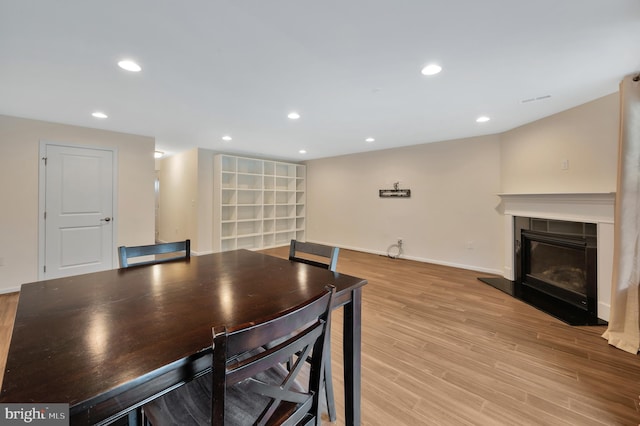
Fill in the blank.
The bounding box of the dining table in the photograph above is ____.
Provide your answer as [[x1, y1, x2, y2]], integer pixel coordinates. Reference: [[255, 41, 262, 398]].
[[0, 249, 367, 425]]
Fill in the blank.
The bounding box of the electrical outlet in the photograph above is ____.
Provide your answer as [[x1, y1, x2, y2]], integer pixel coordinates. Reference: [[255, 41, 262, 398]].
[[466, 241, 475, 250], [561, 159, 569, 170], [397, 238, 403, 245]]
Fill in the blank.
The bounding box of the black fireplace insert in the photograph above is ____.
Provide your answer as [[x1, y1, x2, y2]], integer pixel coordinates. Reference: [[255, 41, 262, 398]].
[[514, 217, 601, 325]]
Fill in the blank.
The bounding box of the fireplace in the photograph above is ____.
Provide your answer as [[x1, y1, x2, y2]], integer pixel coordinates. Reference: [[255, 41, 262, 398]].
[[514, 217, 600, 325], [480, 193, 614, 325]]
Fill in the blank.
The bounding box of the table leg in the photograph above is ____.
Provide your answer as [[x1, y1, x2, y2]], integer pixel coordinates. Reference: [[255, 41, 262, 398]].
[[343, 287, 362, 425]]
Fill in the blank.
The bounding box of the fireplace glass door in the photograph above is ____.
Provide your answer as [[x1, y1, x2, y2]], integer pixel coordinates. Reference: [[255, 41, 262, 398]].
[[522, 230, 592, 310], [528, 240, 586, 295]]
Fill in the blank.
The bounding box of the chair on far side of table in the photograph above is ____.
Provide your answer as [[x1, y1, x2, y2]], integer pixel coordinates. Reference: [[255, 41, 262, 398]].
[[289, 240, 339, 272], [288, 239, 339, 421], [118, 240, 190, 268], [143, 285, 335, 426]]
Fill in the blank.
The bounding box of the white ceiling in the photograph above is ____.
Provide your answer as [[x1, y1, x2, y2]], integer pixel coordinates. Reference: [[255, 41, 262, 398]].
[[1, 1, 639, 161]]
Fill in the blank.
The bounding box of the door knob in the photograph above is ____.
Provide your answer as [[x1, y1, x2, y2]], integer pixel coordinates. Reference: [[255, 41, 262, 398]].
[[101, 217, 111, 222]]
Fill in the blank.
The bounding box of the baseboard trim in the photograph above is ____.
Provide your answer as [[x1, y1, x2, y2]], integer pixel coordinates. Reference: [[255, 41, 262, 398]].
[[0, 286, 21, 295], [306, 240, 503, 276]]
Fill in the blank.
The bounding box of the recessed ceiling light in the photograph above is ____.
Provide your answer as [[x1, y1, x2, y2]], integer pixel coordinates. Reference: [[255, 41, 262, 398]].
[[154, 151, 164, 159], [365, 138, 375, 143], [118, 60, 142, 72], [299, 150, 307, 154], [222, 135, 232, 141], [476, 116, 491, 123], [92, 112, 108, 119], [421, 64, 442, 76], [288, 112, 301, 120]]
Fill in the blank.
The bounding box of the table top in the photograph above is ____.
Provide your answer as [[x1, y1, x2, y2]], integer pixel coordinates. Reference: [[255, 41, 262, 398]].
[[0, 249, 366, 423]]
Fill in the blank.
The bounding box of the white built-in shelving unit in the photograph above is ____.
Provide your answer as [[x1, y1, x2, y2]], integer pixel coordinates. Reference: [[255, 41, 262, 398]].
[[213, 154, 306, 252]]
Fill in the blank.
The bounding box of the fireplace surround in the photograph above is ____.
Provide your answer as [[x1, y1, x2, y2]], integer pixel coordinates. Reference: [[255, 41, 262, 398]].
[[490, 193, 615, 324]]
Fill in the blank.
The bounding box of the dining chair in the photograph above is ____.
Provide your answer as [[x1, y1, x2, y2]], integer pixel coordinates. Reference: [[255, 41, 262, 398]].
[[118, 239, 190, 268], [142, 285, 335, 426], [288, 239, 339, 422], [289, 240, 339, 272]]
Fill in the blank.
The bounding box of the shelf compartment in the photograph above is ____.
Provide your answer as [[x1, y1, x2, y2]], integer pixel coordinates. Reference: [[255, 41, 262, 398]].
[[275, 163, 295, 177], [237, 189, 263, 205], [263, 190, 275, 205], [237, 173, 262, 189], [264, 176, 275, 190], [237, 220, 262, 236], [276, 204, 295, 218], [275, 218, 295, 232], [263, 204, 275, 219], [263, 161, 275, 176], [221, 239, 237, 252], [275, 231, 296, 246], [221, 222, 236, 238], [237, 158, 262, 175], [263, 219, 275, 233], [237, 205, 262, 221], [275, 191, 295, 204], [237, 235, 262, 250], [222, 172, 236, 189], [275, 177, 295, 191], [221, 156, 236, 173], [221, 189, 237, 205], [262, 233, 275, 248], [221, 206, 237, 221]]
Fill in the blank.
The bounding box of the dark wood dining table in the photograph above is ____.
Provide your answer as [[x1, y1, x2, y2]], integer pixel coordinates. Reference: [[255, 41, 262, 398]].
[[0, 249, 367, 425]]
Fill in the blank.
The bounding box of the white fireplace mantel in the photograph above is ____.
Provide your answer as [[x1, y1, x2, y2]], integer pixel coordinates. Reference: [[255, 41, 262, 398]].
[[498, 192, 615, 321]]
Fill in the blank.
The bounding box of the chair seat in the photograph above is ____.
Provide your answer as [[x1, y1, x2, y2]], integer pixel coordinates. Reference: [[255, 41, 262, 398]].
[[144, 364, 305, 426]]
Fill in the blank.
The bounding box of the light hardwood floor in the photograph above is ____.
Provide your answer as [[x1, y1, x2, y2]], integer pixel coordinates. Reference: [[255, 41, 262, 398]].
[[1, 248, 639, 425]]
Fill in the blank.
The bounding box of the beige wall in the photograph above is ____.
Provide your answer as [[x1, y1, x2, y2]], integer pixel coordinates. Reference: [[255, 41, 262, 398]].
[[0, 115, 155, 292], [500, 93, 619, 194], [305, 135, 504, 274], [157, 148, 214, 254], [157, 149, 197, 245], [196, 149, 215, 254]]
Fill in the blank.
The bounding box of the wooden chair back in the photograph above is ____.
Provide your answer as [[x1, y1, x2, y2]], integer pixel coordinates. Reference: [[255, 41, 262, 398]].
[[211, 285, 334, 425], [117, 239, 190, 268], [289, 240, 339, 272]]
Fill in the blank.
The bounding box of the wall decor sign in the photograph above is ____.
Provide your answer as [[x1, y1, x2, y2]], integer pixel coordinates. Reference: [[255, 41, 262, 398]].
[[379, 182, 411, 198]]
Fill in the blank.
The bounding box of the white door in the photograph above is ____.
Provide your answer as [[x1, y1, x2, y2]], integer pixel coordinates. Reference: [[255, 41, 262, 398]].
[[41, 144, 115, 279]]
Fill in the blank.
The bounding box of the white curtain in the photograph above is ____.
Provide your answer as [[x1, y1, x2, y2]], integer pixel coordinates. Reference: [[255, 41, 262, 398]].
[[602, 74, 640, 354]]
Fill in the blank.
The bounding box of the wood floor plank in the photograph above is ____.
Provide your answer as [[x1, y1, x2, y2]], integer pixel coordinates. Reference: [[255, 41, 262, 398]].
[[0, 292, 18, 390]]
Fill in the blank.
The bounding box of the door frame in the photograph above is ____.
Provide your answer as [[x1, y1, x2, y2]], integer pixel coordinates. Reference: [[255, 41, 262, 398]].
[[38, 141, 119, 280]]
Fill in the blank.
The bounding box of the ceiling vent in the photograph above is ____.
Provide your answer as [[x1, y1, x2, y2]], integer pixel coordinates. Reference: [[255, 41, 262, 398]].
[[521, 95, 552, 104]]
